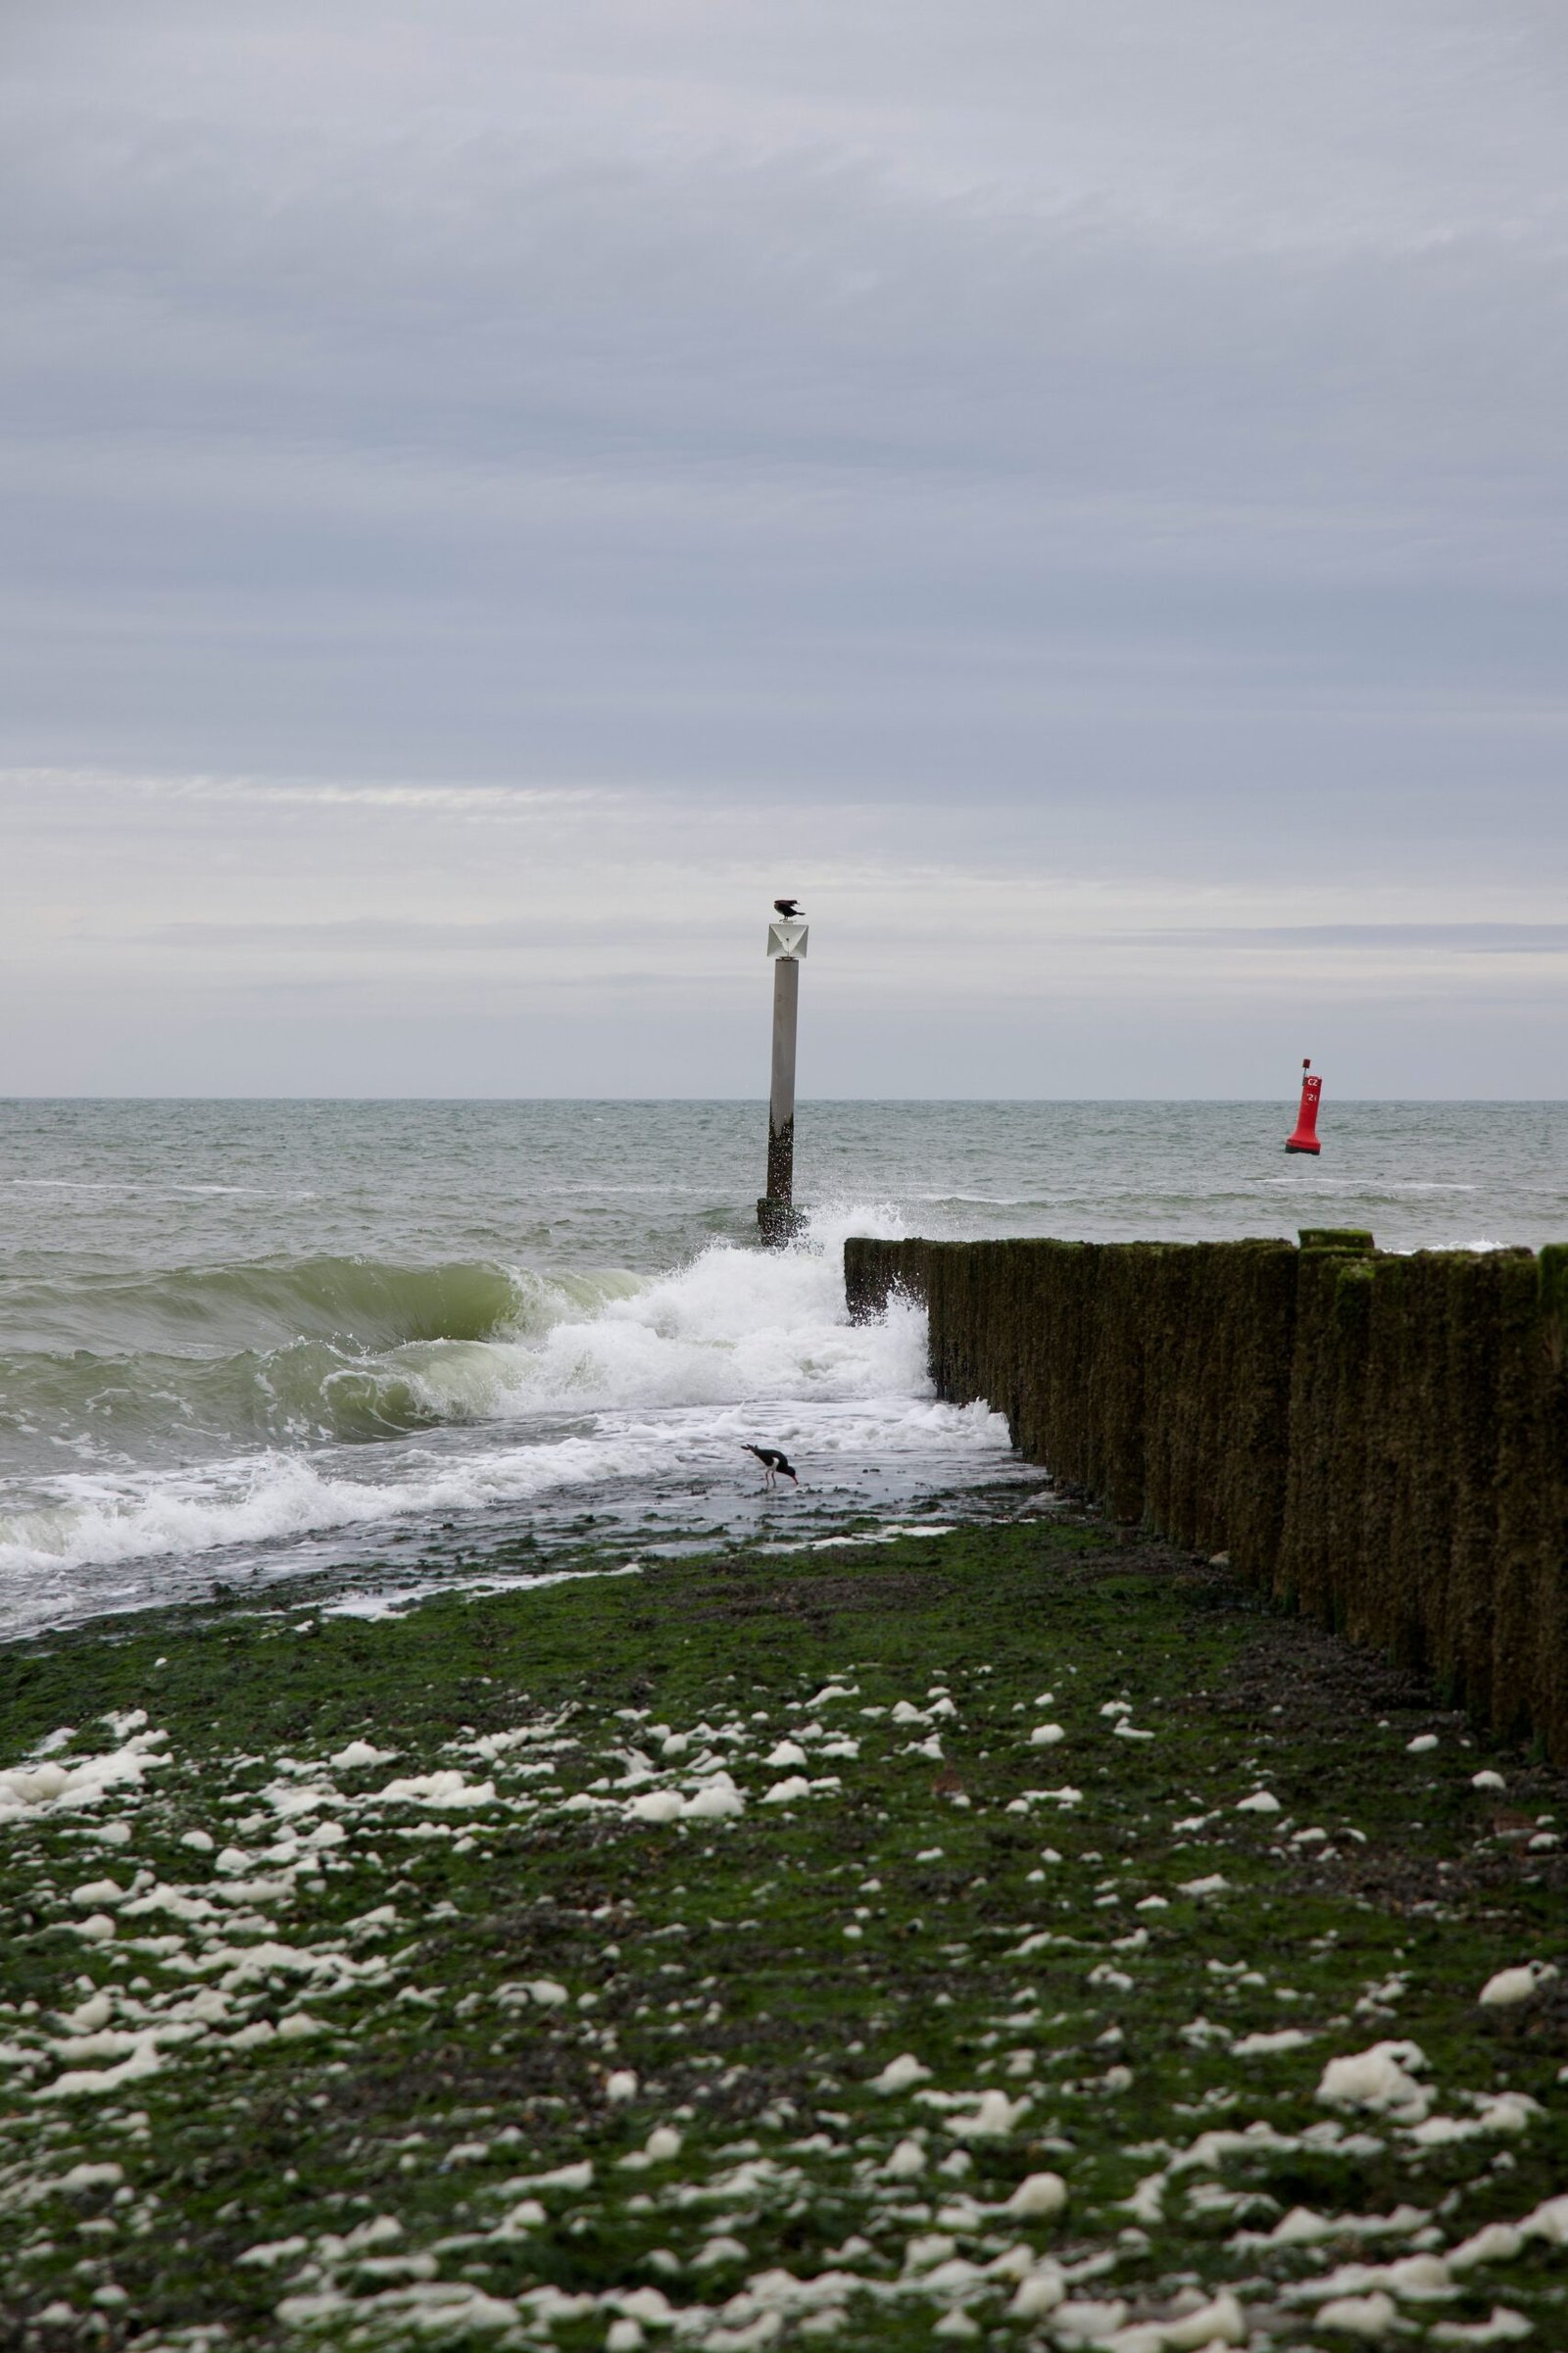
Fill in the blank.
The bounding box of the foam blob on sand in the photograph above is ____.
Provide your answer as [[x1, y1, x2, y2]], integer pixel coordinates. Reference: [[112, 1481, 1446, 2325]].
[[1004, 2172, 1067, 2219], [1316, 2041, 1431, 2123], [871, 2054, 932, 2094], [1479, 1962, 1559, 2009]]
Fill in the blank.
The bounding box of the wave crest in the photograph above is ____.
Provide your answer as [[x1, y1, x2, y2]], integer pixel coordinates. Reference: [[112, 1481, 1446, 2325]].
[[7, 1253, 627, 1357], [0, 1205, 941, 1579]]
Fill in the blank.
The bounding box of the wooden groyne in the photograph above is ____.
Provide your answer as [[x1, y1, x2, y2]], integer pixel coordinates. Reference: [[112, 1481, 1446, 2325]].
[[845, 1231, 1568, 1761]]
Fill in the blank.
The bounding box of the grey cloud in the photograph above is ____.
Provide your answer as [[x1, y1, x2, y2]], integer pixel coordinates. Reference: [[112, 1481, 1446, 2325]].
[[2, 2, 1565, 1090], [129, 918, 1568, 957], [140, 919, 603, 951], [1128, 925, 1568, 954]]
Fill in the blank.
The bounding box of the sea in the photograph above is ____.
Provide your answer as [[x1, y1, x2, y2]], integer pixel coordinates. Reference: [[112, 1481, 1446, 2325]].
[[3, 1098, 1565, 1644]]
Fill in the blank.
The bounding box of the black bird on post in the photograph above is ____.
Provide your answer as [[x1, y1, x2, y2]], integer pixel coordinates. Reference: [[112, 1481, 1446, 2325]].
[[743, 1444, 799, 1490], [773, 898, 803, 920]]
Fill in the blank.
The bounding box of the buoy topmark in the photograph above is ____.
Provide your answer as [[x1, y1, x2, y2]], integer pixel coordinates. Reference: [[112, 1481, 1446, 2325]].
[[1286, 1058, 1322, 1155]]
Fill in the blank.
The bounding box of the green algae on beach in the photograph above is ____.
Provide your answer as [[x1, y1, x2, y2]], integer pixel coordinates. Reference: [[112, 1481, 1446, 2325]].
[[1, 1515, 1565, 2350]]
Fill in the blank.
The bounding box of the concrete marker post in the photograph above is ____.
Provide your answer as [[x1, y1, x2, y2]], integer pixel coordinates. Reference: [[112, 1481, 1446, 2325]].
[[758, 910, 808, 1245]]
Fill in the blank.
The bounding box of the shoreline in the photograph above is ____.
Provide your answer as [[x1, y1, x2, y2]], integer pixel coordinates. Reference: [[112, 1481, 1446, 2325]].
[[2, 1506, 1565, 2349]]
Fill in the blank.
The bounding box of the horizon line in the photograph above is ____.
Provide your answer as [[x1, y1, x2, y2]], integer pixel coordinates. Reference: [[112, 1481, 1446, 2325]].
[[4, 1094, 1567, 1109]]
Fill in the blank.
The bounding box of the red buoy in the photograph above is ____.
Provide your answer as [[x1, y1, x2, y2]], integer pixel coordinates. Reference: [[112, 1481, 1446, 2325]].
[[1286, 1058, 1322, 1155]]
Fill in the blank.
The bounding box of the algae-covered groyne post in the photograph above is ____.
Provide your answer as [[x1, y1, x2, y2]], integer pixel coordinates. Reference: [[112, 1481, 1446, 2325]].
[[846, 1231, 1568, 1759]]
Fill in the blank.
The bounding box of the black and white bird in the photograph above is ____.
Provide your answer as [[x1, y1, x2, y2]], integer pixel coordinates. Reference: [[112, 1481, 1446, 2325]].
[[772, 898, 803, 920], [743, 1444, 799, 1490]]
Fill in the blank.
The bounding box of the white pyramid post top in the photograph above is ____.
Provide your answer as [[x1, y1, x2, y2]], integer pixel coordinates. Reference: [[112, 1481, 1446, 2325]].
[[766, 919, 808, 959]]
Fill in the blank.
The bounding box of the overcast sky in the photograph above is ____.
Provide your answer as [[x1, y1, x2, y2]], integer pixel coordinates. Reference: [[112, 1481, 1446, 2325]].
[[3, 1, 1565, 1095]]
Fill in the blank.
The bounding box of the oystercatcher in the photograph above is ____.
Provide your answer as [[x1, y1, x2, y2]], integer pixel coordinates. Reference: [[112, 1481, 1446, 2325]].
[[744, 1444, 799, 1490]]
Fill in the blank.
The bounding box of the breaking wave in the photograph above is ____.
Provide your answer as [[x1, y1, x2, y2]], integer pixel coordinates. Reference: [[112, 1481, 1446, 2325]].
[[0, 1256, 643, 1456], [0, 1206, 972, 1585], [4, 1251, 611, 1357]]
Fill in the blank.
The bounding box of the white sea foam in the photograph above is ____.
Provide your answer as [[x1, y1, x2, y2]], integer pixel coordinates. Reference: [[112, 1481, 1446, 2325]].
[[388, 1204, 927, 1421], [0, 1394, 1007, 1603], [0, 1208, 1014, 1625]]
